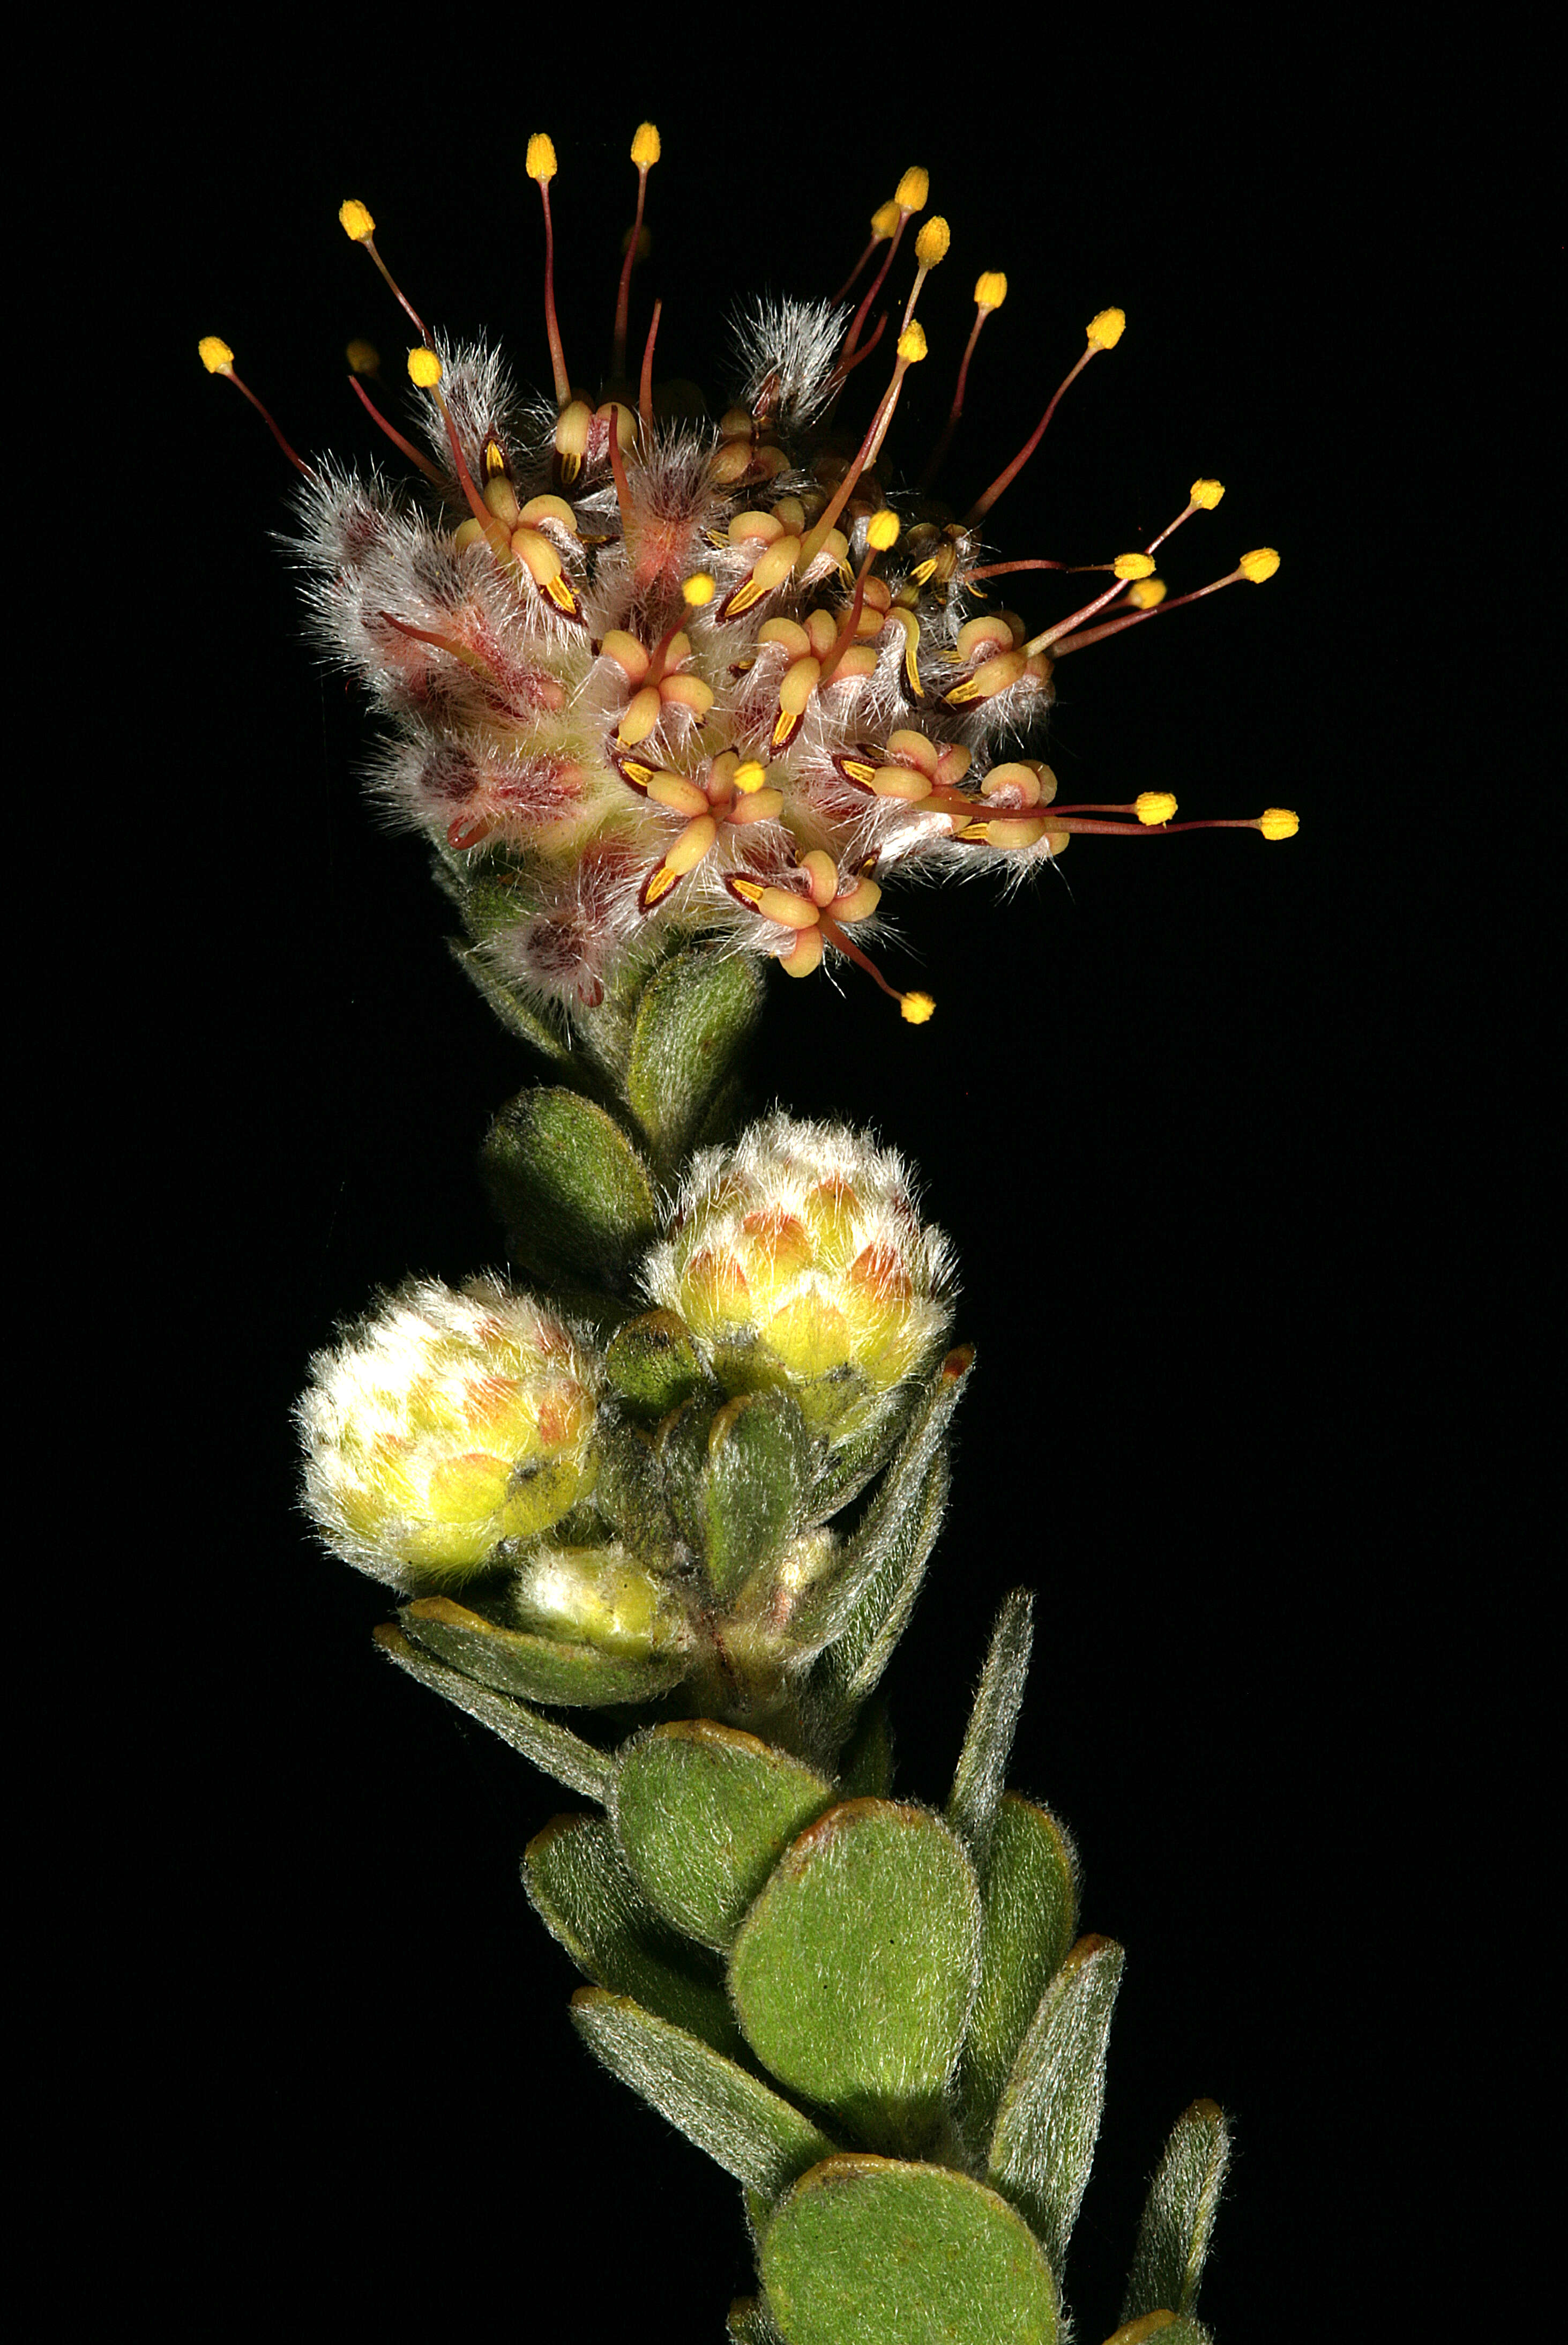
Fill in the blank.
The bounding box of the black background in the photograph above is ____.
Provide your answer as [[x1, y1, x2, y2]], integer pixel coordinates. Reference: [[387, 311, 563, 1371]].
[[154, 40, 1550, 2339]]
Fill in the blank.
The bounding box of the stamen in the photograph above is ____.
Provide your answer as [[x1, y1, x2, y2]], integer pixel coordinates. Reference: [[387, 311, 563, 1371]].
[[797, 326, 927, 577], [1051, 547, 1280, 657], [842, 168, 928, 365], [902, 214, 950, 330], [613, 122, 660, 383], [338, 201, 432, 348], [966, 307, 1125, 527], [817, 509, 900, 689], [347, 367, 444, 486], [1021, 553, 1157, 656], [526, 133, 572, 406], [198, 337, 313, 477], [920, 270, 1006, 491], [638, 297, 662, 434], [832, 199, 900, 308], [406, 348, 498, 541]]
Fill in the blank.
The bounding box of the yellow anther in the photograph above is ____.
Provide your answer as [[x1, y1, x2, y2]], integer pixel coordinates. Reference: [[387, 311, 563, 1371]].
[[1241, 547, 1281, 583], [1112, 552, 1156, 580], [682, 572, 716, 607], [1126, 577, 1167, 609], [1259, 807, 1299, 839], [526, 133, 558, 182], [866, 509, 900, 552], [900, 992, 936, 1024], [914, 217, 950, 267], [198, 335, 234, 374], [1135, 792, 1178, 824], [973, 271, 1008, 311], [897, 323, 928, 364], [733, 760, 768, 794], [1190, 478, 1225, 509], [894, 166, 930, 212], [339, 199, 375, 242], [870, 199, 902, 240], [630, 122, 661, 168], [407, 348, 442, 388], [1087, 307, 1126, 349], [346, 339, 379, 375]]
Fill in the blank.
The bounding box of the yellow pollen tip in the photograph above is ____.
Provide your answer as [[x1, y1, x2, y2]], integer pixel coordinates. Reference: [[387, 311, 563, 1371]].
[[915, 217, 950, 267], [346, 339, 379, 375], [1087, 306, 1126, 349], [897, 323, 928, 364], [1190, 478, 1225, 509], [1112, 552, 1157, 580], [1259, 807, 1299, 840], [408, 348, 443, 388], [1135, 791, 1177, 825], [1241, 547, 1281, 583], [870, 200, 902, 239], [733, 760, 767, 794], [682, 572, 716, 607], [630, 122, 661, 168], [526, 132, 558, 183], [338, 199, 375, 242], [973, 271, 1008, 311], [866, 510, 900, 552], [900, 991, 936, 1025], [894, 166, 930, 212], [198, 335, 234, 374], [1126, 577, 1167, 609]]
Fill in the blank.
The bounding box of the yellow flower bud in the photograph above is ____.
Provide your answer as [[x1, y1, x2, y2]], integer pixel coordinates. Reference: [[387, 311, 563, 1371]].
[[299, 1276, 600, 1590]]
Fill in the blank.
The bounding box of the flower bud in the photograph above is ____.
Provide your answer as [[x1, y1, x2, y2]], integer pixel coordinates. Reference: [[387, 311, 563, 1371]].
[[642, 1114, 955, 1429], [298, 1275, 600, 1590]]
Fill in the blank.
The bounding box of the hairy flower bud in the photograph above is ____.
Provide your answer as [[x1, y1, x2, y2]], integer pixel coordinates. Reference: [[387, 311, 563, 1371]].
[[643, 1113, 955, 1426], [298, 1275, 600, 1590]]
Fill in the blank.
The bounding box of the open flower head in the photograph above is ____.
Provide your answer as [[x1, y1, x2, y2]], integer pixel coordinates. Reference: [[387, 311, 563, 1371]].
[[298, 1274, 600, 1590], [207, 131, 1290, 1033]]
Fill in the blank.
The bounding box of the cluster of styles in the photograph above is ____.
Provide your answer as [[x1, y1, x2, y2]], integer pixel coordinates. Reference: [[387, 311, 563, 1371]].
[[206, 125, 1278, 2344]]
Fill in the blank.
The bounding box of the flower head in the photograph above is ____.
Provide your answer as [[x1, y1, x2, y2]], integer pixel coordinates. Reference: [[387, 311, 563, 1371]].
[[298, 1275, 599, 1590], [206, 132, 1293, 1031]]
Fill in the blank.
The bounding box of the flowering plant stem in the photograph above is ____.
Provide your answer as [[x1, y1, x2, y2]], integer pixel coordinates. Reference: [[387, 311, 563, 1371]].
[[208, 122, 1291, 2342]]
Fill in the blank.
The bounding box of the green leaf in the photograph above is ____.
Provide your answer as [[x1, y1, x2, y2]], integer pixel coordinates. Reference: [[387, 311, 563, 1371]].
[[399, 1598, 684, 1708], [1120, 2100, 1231, 2324], [525, 1813, 742, 2057], [624, 943, 764, 1168], [702, 1390, 813, 1603], [986, 1934, 1125, 2274], [571, 1989, 839, 2197], [946, 1589, 1035, 1868], [590, 1412, 684, 1570], [760, 2155, 1059, 2345], [604, 1308, 710, 1418], [615, 1720, 835, 1951], [371, 1624, 613, 1802], [445, 938, 576, 1070], [959, 1795, 1080, 2141], [729, 1799, 980, 2157], [480, 1086, 656, 1292], [798, 1351, 971, 1755]]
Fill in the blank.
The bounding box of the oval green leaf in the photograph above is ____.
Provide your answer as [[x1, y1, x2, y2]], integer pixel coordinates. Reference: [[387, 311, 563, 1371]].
[[616, 1721, 835, 1951], [729, 1799, 979, 2156], [761, 2155, 1058, 2345]]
